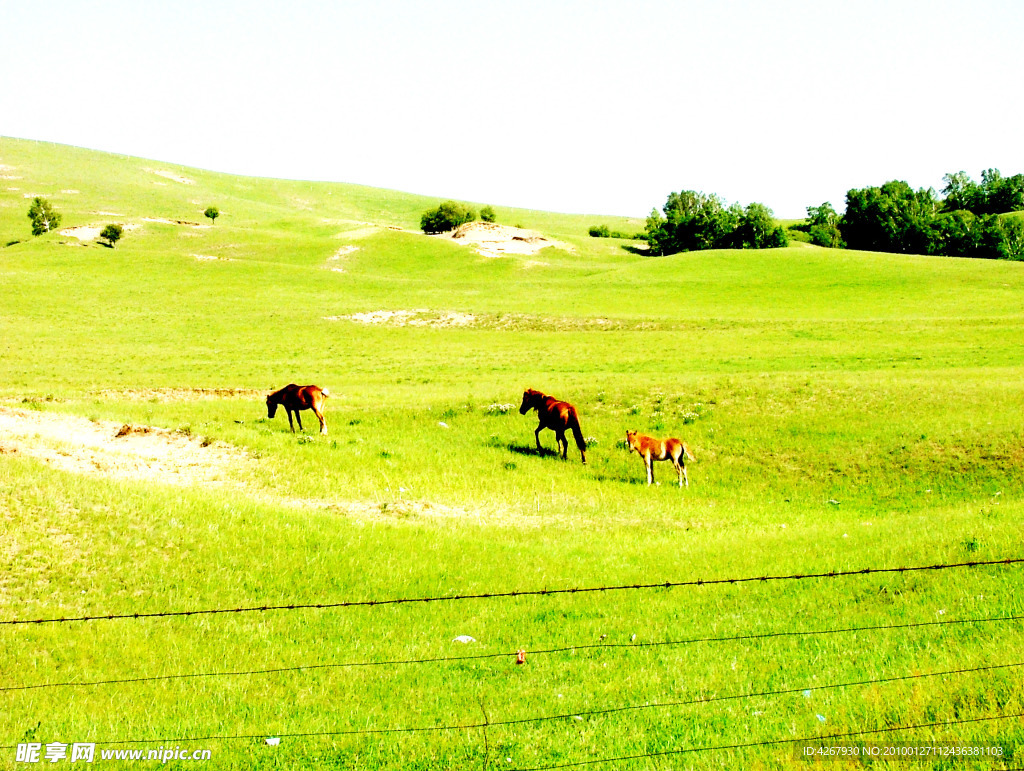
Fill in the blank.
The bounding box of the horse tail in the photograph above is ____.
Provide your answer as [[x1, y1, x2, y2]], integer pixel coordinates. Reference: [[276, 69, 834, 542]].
[[570, 412, 587, 457], [682, 443, 696, 462], [320, 388, 331, 398]]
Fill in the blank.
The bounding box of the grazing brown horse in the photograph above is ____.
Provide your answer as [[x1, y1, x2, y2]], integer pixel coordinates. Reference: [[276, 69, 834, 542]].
[[519, 388, 587, 464], [266, 384, 330, 434], [625, 430, 695, 488]]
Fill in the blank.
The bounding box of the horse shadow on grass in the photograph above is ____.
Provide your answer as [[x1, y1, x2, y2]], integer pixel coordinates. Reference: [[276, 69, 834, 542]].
[[502, 441, 675, 486], [620, 243, 652, 256], [505, 442, 564, 460]]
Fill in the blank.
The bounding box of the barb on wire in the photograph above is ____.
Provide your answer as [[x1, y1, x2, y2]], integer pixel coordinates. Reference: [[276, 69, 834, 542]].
[[1, 558, 1019, 627]]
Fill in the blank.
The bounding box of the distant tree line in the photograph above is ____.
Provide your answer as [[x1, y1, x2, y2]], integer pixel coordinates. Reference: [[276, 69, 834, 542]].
[[410, 171, 1023, 261], [588, 224, 645, 240], [802, 169, 1024, 260], [644, 191, 788, 255]]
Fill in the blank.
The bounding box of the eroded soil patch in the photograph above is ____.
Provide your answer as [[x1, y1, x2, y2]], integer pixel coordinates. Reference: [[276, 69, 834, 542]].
[[0, 406, 247, 486], [439, 222, 573, 258]]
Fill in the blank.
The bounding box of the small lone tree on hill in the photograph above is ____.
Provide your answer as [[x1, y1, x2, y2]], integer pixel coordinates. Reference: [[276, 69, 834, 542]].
[[27, 197, 61, 236], [204, 206, 219, 225], [480, 205, 496, 223], [100, 224, 123, 248]]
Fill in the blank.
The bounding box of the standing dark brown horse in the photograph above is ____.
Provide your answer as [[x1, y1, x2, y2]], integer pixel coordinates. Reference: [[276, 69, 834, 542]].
[[519, 388, 587, 464], [266, 384, 330, 435]]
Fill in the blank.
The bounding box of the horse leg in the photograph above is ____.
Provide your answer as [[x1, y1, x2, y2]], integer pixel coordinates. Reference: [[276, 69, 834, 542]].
[[313, 406, 327, 435], [673, 458, 685, 488], [294, 409, 304, 432], [286, 408, 296, 433], [556, 430, 568, 460], [645, 453, 654, 485], [535, 425, 544, 454]]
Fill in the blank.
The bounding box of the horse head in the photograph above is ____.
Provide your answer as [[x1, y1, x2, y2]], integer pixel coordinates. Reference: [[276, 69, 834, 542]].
[[266, 394, 279, 419], [520, 389, 540, 415]]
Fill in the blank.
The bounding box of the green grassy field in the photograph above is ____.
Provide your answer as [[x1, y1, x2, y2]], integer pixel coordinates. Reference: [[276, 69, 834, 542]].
[[1, 136, 1022, 769]]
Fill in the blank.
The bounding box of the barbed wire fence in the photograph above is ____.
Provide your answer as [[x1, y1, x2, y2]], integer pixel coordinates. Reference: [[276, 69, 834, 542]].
[[4, 660, 1020, 747], [2, 557, 1022, 767]]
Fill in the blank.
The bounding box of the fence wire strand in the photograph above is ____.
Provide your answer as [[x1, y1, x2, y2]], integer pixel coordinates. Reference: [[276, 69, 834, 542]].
[[1, 558, 1019, 627], [3, 613, 1021, 694]]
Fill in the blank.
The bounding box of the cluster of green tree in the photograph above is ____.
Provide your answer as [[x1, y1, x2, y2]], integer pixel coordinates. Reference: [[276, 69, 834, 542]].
[[942, 168, 1024, 215], [643, 191, 788, 255], [587, 224, 645, 240], [420, 202, 495, 234], [802, 170, 1024, 260]]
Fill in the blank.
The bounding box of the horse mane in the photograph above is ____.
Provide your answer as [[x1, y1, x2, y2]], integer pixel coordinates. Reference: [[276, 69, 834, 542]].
[[267, 383, 298, 402]]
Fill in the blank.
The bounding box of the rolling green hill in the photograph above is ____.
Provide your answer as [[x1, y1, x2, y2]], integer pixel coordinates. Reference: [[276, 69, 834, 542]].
[[1, 137, 1022, 769]]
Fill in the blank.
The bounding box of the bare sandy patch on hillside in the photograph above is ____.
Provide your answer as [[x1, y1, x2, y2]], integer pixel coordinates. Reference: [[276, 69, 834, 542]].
[[325, 244, 360, 273], [441, 221, 572, 258], [326, 309, 477, 328], [59, 223, 139, 242], [0, 406, 249, 487], [147, 169, 195, 185], [59, 225, 104, 241]]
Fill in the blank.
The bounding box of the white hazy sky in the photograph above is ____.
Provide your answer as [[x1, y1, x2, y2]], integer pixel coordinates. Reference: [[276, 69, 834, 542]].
[[2, 0, 1021, 218]]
